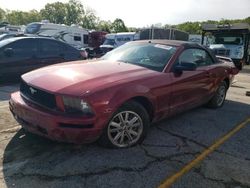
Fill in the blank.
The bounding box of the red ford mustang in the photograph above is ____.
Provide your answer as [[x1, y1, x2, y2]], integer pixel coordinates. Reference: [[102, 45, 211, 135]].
[[9, 40, 238, 148]]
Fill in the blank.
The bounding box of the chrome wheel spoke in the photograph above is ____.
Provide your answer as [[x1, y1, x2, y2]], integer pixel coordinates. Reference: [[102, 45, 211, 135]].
[[127, 129, 138, 136], [113, 132, 123, 142], [129, 117, 138, 125], [127, 122, 140, 128], [118, 114, 125, 124], [125, 112, 129, 121], [125, 131, 133, 141], [109, 127, 122, 133], [110, 122, 121, 128], [119, 132, 125, 144]]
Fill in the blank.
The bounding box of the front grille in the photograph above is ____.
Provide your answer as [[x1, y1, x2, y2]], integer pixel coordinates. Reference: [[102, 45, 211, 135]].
[[213, 49, 230, 57], [20, 80, 57, 110]]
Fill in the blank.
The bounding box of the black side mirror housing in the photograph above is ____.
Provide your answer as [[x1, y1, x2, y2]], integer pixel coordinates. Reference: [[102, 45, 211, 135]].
[[174, 61, 197, 73], [4, 48, 14, 57]]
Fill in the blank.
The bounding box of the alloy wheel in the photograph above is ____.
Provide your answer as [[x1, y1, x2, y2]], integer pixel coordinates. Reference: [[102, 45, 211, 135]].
[[107, 111, 143, 148]]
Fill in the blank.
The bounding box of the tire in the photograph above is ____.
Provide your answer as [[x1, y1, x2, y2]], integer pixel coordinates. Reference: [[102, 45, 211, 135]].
[[246, 55, 250, 65], [99, 101, 150, 148], [207, 81, 227, 108]]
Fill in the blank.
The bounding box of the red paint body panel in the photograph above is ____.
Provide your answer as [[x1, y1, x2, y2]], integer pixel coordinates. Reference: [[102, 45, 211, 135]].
[[9, 40, 238, 144]]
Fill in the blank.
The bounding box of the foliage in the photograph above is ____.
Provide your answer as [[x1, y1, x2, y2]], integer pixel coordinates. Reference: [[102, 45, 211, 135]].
[[111, 18, 128, 32], [5, 10, 41, 25], [82, 7, 98, 29], [0, 1, 249, 34], [0, 8, 5, 21], [96, 20, 112, 33], [174, 22, 202, 34], [65, 0, 85, 25], [40, 2, 67, 24]]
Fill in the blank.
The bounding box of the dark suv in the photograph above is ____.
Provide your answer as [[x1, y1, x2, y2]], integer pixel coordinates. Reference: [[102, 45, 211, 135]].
[[0, 37, 86, 81]]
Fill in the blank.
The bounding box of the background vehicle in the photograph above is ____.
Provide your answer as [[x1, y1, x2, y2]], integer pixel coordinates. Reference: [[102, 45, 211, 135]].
[[0, 33, 33, 41], [100, 32, 136, 54], [137, 28, 189, 41], [25, 21, 89, 49], [0, 37, 86, 81], [100, 29, 189, 55], [9, 40, 238, 148], [86, 31, 107, 58], [0, 22, 25, 35], [202, 23, 250, 69]]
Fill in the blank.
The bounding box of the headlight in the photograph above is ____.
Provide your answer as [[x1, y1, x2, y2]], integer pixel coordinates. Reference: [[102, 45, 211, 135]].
[[234, 46, 244, 59], [62, 96, 94, 116]]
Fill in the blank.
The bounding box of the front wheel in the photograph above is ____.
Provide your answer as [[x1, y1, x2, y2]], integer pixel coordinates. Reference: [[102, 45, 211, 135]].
[[99, 101, 150, 148], [207, 81, 227, 108]]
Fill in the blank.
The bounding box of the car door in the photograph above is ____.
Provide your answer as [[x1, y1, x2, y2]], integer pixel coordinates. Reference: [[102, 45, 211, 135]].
[[0, 38, 38, 78], [191, 48, 218, 98], [37, 39, 65, 66], [168, 48, 211, 115]]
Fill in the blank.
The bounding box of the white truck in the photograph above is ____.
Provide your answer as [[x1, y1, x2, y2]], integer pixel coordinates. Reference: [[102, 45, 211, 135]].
[[202, 23, 250, 70], [25, 21, 89, 49]]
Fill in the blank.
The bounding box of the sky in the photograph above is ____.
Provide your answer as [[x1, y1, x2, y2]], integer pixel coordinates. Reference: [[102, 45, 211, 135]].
[[0, 0, 249, 27]]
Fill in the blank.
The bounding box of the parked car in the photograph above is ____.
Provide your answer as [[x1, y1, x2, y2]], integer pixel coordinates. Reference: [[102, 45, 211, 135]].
[[0, 37, 87, 81], [0, 33, 35, 41], [9, 40, 238, 148], [0, 33, 19, 41]]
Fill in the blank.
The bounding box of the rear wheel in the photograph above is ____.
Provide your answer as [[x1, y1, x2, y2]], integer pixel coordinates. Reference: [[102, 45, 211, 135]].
[[99, 101, 150, 148], [207, 81, 227, 108], [246, 55, 250, 65]]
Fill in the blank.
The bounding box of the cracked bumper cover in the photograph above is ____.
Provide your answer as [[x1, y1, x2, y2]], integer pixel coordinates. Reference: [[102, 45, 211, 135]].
[[9, 92, 103, 144]]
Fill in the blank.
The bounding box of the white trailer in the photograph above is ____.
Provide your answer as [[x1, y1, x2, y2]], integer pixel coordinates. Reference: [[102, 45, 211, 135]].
[[25, 21, 89, 48], [0, 24, 25, 35]]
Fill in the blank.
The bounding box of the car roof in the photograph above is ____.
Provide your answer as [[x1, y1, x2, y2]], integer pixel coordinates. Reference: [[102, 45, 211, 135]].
[[0, 36, 66, 48], [130, 39, 203, 48], [3, 36, 58, 42]]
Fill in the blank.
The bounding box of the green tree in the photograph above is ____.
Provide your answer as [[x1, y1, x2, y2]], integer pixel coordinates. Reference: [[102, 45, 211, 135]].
[[175, 21, 202, 34], [40, 2, 67, 24], [82, 8, 97, 29], [0, 8, 5, 21], [65, 0, 84, 25], [5, 10, 41, 25], [96, 20, 112, 32], [111, 18, 128, 32]]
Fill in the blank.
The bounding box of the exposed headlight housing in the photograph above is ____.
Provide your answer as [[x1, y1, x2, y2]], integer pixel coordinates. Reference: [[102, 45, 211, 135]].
[[234, 46, 244, 59], [62, 96, 94, 116]]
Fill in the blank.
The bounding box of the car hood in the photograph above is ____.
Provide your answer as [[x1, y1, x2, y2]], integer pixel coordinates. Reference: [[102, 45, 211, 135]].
[[22, 60, 158, 96]]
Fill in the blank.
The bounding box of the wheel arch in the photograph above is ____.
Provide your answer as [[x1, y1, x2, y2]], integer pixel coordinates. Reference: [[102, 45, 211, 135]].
[[223, 77, 230, 89], [128, 96, 155, 122]]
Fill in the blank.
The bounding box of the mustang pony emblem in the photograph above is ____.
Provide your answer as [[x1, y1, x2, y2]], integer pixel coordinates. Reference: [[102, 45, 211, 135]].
[[29, 87, 37, 94]]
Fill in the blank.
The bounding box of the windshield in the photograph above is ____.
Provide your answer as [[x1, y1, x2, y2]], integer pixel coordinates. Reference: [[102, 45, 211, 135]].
[[103, 38, 115, 45], [209, 34, 243, 45], [102, 42, 177, 72], [25, 23, 42, 34]]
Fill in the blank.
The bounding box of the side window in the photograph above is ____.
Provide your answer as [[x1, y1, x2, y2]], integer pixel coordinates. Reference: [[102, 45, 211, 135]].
[[83, 34, 89, 44], [192, 49, 214, 66], [1, 39, 37, 61], [39, 39, 62, 57], [74, 36, 81, 41], [177, 48, 214, 67]]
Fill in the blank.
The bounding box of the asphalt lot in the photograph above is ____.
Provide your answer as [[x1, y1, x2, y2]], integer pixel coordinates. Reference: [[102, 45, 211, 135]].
[[0, 67, 250, 188]]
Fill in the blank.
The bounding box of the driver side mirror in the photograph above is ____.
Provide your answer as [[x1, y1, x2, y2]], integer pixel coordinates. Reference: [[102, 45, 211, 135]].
[[4, 48, 14, 57], [174, 61, 197, 73]]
